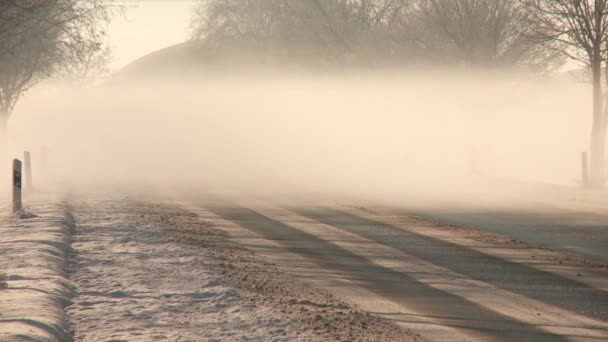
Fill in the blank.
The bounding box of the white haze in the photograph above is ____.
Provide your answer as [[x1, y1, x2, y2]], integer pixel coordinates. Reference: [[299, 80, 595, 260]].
[[8, 70, 591, 205]]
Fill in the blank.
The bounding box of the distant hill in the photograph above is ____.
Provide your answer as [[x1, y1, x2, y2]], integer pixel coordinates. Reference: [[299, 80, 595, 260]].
[[108, 42, 204, 83], [108, 41, 592, 84], [107, 41, 297, 83]]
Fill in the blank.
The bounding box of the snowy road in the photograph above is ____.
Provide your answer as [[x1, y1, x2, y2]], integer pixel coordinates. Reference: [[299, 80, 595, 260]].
[[186, 197, 608, 342], [2, 192, 606, 341], [65, 197, 413, 342]]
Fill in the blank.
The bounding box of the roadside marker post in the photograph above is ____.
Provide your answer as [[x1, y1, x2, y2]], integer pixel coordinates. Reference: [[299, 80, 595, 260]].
[[13, 159, 22, 214], [24, 151, 32, 192], [582, 152, 589, 188]]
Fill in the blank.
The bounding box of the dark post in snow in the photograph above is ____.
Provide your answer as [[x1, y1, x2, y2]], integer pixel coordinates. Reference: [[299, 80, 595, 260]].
[[582, 152, 589, 188], [13, 159, 22, 214], [24, 151, 32, 192]]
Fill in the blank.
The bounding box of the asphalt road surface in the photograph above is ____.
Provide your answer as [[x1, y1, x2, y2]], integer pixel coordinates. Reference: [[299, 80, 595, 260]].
[[402, 205, 608, 262], [190, 197, 608, 342]]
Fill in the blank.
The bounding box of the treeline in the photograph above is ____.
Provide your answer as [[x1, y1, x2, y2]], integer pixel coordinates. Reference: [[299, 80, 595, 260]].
[[190, 0, 562, 70]]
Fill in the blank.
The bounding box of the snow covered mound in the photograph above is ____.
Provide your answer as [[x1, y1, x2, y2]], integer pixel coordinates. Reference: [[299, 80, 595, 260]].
[[0, 195, 74, 342]]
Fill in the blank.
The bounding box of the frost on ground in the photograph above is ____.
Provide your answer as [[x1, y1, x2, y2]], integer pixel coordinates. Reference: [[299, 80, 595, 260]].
[[67, 196, 414, 341], [0, 196, 74, 342]]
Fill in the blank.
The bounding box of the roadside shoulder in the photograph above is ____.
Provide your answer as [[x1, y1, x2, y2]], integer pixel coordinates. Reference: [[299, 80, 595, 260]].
[[0, 195, 74, 342]]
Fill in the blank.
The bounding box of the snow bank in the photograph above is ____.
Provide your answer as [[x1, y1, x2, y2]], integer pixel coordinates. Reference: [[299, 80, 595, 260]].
[[0, 195, 74, 342]]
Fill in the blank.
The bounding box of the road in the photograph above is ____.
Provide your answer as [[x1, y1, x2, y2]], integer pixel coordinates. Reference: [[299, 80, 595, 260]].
[[383, 180, 608, 262], [400, 204, 608, 262], [185, 197, 608, 341]]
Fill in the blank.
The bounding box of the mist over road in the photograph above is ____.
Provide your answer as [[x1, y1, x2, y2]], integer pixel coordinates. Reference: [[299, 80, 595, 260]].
[[6, 1, 608, 340]]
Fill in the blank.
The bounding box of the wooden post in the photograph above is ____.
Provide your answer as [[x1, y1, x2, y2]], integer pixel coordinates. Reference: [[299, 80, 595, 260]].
[[582, 152, 589, 188], [13, 159, 22, 214], [24, 151, 32, 191]]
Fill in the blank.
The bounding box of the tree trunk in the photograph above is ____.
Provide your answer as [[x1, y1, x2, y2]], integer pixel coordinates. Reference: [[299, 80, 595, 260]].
[[0, 112, 8, 159], [0, 113, 9, 191], [589, 54, 606, 187]]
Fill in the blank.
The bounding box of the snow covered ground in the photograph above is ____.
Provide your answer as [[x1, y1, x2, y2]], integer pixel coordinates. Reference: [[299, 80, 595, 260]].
[[0, 194, 74, 342], [0, 193, 415, 341]]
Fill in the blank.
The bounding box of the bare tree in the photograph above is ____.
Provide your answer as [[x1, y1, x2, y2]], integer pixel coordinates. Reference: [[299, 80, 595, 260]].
[[58, 42, 114, 86], [0, 0, 114, 161], [189, 0, 412, 64], [525, 0, 608, 186], [401, 0, 562, 69], [190, 0, 562, 69]]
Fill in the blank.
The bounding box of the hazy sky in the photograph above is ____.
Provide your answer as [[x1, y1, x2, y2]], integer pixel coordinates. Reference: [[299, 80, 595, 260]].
[[107, 1, 198, 70]]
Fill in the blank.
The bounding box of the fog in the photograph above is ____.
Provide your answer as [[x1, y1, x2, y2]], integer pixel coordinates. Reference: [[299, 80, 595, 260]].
[[9, 69, 592, 206]]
